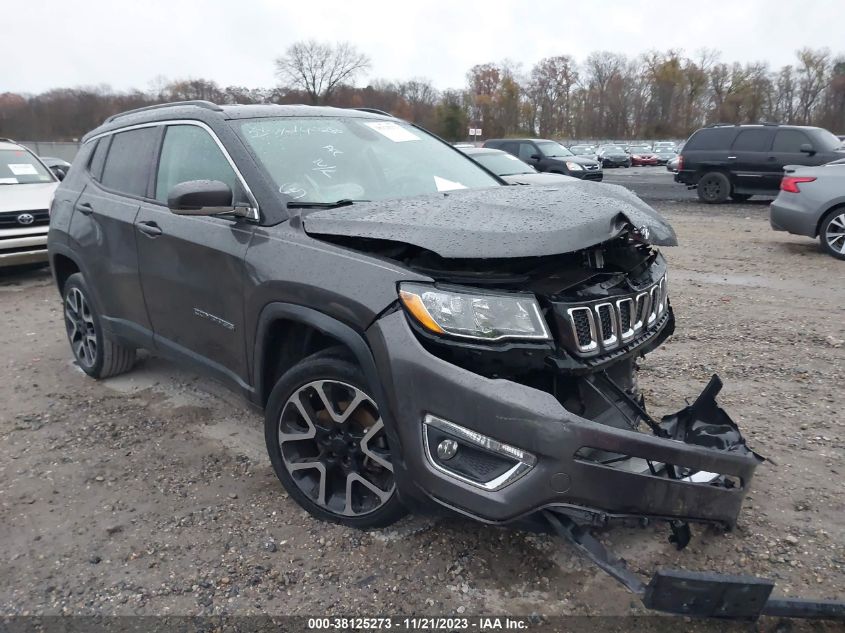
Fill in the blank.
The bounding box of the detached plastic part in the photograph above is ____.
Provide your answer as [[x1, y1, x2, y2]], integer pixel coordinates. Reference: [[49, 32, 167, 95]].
[[545, 511, 845, 621]]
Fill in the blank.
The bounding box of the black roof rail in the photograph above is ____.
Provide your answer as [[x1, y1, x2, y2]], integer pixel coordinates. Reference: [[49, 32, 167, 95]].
[[352, 107, 394, 117], [705, 122, 738, 128], [104, 100, 223, 124]]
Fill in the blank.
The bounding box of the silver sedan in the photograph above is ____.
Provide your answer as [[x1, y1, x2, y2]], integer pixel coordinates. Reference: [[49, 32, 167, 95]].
[[770, 161, 845, 260]]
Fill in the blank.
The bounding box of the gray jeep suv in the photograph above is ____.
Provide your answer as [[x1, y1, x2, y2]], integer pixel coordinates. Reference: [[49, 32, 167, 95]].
[[47, 101, 760, 532]]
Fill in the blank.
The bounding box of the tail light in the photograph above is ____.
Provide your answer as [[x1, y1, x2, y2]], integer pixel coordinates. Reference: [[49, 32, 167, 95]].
[[780, 176, 816, 193], [677, 155, 684, 171]]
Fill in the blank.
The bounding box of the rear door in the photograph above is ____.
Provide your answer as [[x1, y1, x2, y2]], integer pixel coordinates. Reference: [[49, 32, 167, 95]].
[[729, 128, 775, 192], [135, 122, 257, 388], [67, 127, 159, 335]]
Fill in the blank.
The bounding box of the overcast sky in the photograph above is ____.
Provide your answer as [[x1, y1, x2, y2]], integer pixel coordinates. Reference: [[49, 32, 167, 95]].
[[6, 0, 844, 94]]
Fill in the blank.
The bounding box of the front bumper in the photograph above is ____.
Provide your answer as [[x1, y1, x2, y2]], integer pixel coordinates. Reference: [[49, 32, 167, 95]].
[[367, 311, 760, 528], [573, 170, 603, 182], [0, 227, 49, 268]]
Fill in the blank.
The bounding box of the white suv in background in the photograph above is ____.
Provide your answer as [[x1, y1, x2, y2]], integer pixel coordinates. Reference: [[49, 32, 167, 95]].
[[0, 139, 60, 268]]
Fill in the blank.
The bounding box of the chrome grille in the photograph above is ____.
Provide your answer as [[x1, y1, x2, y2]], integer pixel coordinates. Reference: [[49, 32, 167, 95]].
[[557, 275, 668, 357]]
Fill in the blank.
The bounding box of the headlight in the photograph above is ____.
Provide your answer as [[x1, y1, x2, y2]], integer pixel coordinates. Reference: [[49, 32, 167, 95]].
[[565, 161, 584, 171], [398, 283, 550, 342]]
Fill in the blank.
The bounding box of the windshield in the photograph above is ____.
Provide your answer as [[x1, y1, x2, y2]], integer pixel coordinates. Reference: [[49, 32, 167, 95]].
[[814, 129, 845, 152], [237, 117, 500, 204], [629, 146, 650, 153], [536, 141, 573, 157], [600, 146, 625, 153], [473, 152, 534, 176], [0, 149, 54, 185]]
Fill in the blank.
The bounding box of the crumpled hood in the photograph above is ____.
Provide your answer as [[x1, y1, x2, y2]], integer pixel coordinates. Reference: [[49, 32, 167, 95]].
[[303, 182, 677, 259], [0, 182, 58, 213]]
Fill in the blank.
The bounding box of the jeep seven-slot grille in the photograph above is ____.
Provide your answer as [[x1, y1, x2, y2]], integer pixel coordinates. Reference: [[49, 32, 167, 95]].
[[558, 275, 668, 357]]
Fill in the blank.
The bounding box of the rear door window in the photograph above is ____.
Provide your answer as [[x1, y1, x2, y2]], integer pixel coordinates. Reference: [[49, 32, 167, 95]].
[[100, 127, 159, 197], [731, 129, 773, 152], [155, 124, 246, 204], [772, 130, 812, 153]]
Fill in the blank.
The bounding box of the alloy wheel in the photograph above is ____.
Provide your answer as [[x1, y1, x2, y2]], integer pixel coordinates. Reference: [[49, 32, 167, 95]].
[[277, 380, 395, 517], [64, 287, 97, 368], [824, 213, 845, 255]]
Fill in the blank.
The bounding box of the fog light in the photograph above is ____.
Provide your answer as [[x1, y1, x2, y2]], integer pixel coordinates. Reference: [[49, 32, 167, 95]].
[[437, 439, 458, 460], [422, 414, 536, 491]]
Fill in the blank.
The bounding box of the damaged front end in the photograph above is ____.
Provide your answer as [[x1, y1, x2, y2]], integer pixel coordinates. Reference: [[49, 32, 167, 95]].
[[355, 225, 764, 531]]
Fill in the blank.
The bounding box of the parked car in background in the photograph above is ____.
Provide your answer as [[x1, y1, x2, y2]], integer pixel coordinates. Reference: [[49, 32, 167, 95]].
[[40, 156, 72, 179], [628, 145, 658, 166], [569, 145, 598, 160], [675, 123, 845, 203], [770, 162, 845, 260], [596, 145, 632, 168], [653, 141, 677, 150], [461, 147, 576, 185], [666, 155, 681, 172], [0, 138, 59, 267], [653, 147, 677, 166], [452, 142, 476, 149], [483, 138, 603, 180]]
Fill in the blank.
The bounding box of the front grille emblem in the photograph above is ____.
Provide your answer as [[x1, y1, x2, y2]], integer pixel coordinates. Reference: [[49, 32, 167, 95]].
[[16, 213, 35, 225]]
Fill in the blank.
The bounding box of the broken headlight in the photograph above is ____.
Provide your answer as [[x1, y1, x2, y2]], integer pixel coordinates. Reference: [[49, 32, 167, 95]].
[[398, 283, 550, 342]]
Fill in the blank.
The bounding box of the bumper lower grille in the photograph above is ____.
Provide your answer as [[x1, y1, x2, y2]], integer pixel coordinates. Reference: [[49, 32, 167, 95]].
[[556, 275, 668, 357]]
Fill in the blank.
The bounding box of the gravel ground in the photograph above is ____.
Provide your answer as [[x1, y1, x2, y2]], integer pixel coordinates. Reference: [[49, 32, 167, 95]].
[[0, 199, 842, 629]]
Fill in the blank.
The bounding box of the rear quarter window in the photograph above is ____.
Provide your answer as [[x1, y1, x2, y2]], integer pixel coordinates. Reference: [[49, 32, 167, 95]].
[[100, 127, 159, 197], [87, 137, 110, 180], [683, 128, 736, 151]]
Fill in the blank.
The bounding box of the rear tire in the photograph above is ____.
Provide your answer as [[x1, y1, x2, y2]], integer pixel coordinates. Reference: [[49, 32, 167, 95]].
[[264, 351, 406, 528], [819, 208, 845, 260], [62, 273, 136, 378], [697, 171, 731, 203]]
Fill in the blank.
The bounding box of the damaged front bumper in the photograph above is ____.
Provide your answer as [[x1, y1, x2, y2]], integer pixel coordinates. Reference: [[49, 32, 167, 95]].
[[366, 311, 762, 529]]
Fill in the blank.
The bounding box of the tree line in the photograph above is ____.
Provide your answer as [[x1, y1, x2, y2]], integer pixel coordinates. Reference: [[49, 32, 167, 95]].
[[1, 41, 843, 143]]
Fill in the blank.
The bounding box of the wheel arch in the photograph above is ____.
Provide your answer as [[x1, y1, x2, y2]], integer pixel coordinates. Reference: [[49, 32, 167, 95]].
[[252, 303, 386, 412], [50, 250, 81, 294], [815, 202, 845, 238]]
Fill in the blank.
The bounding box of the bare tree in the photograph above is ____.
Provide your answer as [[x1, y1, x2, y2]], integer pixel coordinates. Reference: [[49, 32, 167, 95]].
[[275, 40, 371, 105], [796, 47, 831, 124]]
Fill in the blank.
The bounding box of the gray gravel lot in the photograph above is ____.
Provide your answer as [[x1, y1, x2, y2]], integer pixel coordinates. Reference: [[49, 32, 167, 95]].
[[0, 188, 842, 627]]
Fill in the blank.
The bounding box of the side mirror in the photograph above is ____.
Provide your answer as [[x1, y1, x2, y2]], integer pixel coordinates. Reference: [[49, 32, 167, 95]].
[[530, 153, 542, 160], [167, 180, 250, 217], [50, 166, 66, 181], [799, 143, 816, 155]]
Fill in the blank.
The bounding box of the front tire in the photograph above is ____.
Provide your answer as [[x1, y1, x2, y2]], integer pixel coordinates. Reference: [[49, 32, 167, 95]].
[[697, 171, 731, 203], [62, 273, 136, 378], [264, 351, 406, 528], [819, 209, 845, 260]]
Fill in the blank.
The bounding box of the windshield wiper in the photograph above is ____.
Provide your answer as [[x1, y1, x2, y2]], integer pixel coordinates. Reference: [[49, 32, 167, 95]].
[[286, 199, 368, 209]]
